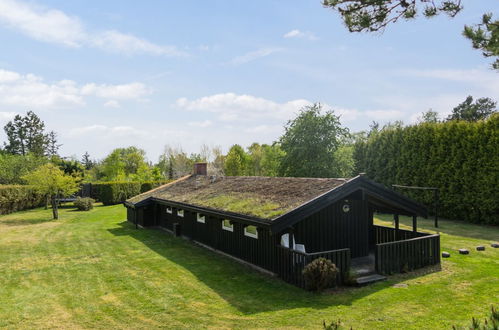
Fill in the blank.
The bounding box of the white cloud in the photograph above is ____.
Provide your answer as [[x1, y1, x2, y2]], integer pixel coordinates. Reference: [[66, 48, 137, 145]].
[[399, 67, 499, 96], [176, 93, 310, 122], [68, 124, 147, 138], [188, 120, 212, 128], [283, 29, 318, 40], [244, 124, 282, 134], [0, 111, 16, 121], [81, 82, 150, 100], [0, 68, 150, 109], [175, 93, 364, 125], [104, 100, 120, 108], [0, 0, 186, 56], [230, 48, 282, 65], [90, 30, 186, 57], [364, 110, 404, 120]]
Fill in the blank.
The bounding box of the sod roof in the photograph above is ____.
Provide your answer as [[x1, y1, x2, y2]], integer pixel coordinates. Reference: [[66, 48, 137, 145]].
[[127, 175, 349, 220]]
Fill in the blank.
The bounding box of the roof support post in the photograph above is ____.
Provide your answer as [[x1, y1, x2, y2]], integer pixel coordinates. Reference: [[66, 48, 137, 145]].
[[394, 214, 399, 240], [434, 189, 439, 228], [412, 215, 417, 233], [288, 227, 295, 250]]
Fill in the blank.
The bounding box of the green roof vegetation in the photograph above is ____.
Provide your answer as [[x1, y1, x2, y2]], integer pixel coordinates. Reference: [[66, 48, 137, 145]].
[[194, 193, 287, 219]]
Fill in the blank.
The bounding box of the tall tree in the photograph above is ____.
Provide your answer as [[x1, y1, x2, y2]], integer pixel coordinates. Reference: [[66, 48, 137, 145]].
[[278, 103, 349, 178], [447, 96, 497, 121], [4, 111, 49, 156], [0, 153, 47, 184], [101, 146, 154, 181], [22, 163, 80, 219], [419, 109, 440, 123], [463, 13, 499, 70], [81, 152, 94, 170], [322, 1, 498, 70], [46, 131, 61, 156], [224, 144, 248, 176], [260, 144, 285, 177]]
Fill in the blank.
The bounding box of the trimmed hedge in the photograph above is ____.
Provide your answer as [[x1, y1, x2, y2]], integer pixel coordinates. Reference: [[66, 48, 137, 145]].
[[0, 185, 45, 215], [86, 181, 171, 205], [354, 114, 499, 224]]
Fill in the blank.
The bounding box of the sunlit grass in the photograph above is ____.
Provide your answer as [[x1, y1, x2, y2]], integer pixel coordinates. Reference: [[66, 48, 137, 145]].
[[0, 204, 497, 329]]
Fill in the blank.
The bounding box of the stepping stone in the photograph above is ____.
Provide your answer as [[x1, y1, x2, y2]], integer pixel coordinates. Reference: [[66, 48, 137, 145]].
[[458, 249, 469, 255], [476, 246, 485, 251], [492, 243, 499, 248], [355, 274, 387, 286], [392, 283, 408, 288], [442, 252, 451, 258]]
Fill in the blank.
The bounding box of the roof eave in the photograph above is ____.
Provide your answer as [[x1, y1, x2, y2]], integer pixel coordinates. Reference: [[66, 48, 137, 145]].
[[150, 197, 273, 228], [270, 175, 428, 233]]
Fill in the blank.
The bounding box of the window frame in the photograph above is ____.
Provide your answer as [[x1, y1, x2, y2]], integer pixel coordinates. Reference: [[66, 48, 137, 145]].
[[197, 213, 206, 223], [177, 209, 184, 218], [166, 206, 172, 214], [244, 225, 258, 239], [221, 219, 233, 232]]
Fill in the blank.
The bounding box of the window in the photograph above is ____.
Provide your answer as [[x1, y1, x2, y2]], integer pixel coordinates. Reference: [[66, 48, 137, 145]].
[[177, 209, 184, 217], [222, 219, 233, 232], [244, 225, 258, 239], [166, 207, 172, 214], [197, 213, 205, 223]]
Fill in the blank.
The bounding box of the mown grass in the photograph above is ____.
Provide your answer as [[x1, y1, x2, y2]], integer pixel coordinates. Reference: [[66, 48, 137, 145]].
[[0, 204, 497, 329]]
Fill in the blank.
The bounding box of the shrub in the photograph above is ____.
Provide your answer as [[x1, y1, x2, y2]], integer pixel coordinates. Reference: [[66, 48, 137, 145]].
[[74, 197, 95, 211], [0, 185, 45, 215], [302, 257, 338, 292]]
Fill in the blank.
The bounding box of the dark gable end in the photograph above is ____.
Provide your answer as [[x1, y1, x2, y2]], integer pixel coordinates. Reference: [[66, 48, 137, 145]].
[[270, 175, 428, 233]]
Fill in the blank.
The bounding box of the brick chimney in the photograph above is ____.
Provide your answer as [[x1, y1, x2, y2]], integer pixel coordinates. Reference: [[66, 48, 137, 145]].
[[193, 162, 207, 176]]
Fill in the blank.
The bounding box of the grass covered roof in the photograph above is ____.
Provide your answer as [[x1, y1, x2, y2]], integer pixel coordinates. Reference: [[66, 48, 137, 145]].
[[127, 175, 349, 220]]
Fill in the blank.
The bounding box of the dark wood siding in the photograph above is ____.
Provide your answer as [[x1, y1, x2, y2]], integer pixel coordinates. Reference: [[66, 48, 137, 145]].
[[293, 199, 369, 258]]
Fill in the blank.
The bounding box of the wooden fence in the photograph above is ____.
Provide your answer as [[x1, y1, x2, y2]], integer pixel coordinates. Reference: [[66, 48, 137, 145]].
[[274, 246, 351, 288], [374, 225, 429, 243], [375, 234, 440, 275]]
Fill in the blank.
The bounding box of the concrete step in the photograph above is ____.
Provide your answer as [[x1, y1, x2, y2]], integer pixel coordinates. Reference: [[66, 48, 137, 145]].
[[355, 274, 387, 286]]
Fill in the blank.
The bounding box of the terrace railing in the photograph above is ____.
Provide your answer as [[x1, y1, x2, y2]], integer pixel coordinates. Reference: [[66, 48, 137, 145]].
[[375, 233, 440, 275], [374, 224, 429, 244], [275, 246, 351, 288]]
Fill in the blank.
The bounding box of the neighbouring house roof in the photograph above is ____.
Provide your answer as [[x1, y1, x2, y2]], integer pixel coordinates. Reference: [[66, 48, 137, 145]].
[[126, 175, 349, 220], [125, 174, 428, 231]]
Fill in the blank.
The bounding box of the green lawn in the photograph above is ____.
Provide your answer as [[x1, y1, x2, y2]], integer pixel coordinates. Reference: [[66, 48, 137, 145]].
[[0, 204, 497, 329]]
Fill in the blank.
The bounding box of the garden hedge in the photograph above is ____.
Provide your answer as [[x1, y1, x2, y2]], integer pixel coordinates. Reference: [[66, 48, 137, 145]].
[[87, 181, 171, 205], [353, 114, 499, 224], [0, 185, 45, 215]]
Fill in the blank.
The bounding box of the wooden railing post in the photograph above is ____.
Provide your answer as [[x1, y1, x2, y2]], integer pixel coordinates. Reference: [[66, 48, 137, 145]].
[[394, 214, 399, 240], [412, 215, 417, 233]]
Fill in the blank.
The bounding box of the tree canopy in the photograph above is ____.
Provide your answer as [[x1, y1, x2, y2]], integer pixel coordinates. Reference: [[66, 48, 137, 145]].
[[322, 0, 498, 70], [3, 111, 59, 156], [278, 103, 349, 178], [22, 163, 80, 219], [447, 96, 497, 121]]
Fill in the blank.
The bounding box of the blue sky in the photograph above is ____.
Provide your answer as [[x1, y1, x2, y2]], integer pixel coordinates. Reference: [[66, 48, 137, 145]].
[[0, 0, 497, 161]]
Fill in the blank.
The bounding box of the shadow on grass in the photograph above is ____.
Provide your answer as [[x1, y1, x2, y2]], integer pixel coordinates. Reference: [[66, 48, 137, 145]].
[[108, 221, 437, 314]]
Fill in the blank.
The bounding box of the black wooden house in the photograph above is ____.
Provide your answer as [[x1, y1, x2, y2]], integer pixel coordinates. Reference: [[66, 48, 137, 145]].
[[124, 164, 440, 288]]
